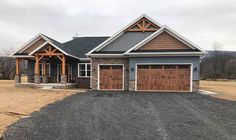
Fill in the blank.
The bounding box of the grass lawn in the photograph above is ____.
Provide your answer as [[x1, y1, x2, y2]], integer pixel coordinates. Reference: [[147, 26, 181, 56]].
[[0, 80, 75, 137], [200, 80, 236, 101]]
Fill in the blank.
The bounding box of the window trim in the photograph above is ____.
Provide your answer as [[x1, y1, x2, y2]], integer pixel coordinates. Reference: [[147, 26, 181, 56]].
[[78, 63, 91, 78]]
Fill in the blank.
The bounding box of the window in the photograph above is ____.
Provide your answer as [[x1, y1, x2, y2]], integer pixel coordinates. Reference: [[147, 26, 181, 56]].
[[35, 63, 51, 77], [78, 63, 91, 77]]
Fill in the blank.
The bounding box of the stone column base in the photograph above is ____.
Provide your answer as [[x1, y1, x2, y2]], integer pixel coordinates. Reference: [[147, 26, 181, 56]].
[[61, 75, 67, 84], [14, 74, 21, 83], [192, 80, 199, 92], [42, 75, 48, 83], [34, 74, 40, 84]]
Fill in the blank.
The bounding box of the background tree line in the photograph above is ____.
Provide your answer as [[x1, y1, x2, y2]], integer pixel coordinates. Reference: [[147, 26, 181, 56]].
[[201, 42, 236, 80]]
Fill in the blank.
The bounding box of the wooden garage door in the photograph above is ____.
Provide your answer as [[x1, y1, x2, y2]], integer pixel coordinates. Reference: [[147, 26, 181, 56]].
[[99, 65, 123, 90], [137, 65, 191, 92]]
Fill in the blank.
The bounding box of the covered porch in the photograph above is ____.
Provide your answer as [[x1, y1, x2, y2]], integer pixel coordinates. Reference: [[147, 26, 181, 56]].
[[14, 36, 78, 86]]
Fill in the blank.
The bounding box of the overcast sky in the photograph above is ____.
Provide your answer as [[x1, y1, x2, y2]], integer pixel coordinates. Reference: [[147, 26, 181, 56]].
[[0, 0, 236, 52]]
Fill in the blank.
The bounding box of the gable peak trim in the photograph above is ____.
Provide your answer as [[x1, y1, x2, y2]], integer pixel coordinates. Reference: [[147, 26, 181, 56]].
[[126, 17, 160, 32], [86, 14, 162, 56]]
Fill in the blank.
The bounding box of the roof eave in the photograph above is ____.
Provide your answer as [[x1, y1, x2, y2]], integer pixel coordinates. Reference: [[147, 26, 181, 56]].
[[125, 52, 205, 57]]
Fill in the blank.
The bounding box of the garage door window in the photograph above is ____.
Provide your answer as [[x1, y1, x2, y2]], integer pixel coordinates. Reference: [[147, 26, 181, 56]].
[[178, 65, 190, 69], [138, 65, 149, 69], [164, 65, 176, 69], [151, 65, 162, 69]]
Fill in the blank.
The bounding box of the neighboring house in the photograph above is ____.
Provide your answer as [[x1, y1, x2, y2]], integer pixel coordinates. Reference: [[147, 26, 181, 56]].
[[11, 14, 205, 92]]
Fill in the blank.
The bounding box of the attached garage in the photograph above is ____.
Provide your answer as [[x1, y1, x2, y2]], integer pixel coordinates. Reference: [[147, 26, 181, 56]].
[[98, 65, 124, 90], [136, 64, 192, 92]]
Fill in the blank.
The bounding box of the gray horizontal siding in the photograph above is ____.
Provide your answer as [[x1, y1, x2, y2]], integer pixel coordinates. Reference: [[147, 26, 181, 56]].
[[129, 56, 200, 80], [100, 32, 153, 52]]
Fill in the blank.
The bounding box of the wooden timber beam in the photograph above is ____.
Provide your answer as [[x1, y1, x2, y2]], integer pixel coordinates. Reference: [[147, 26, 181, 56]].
[[35, 55, 39, 75], [127, 17, 159, 32], [16, 58, 24, 75], [16, 58, 20, 75], [43, 62, 46, 75], [39, 55, 44, 61], [57, 55, 63, 61], [62, 55, 66, 75], [37, 53, 63, 56], [127, 29, 157, 32]]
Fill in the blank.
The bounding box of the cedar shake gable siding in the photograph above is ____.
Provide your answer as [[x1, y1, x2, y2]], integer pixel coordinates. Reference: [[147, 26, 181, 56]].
[[22, 38, 46, 54], [138, 31, 192, 51]]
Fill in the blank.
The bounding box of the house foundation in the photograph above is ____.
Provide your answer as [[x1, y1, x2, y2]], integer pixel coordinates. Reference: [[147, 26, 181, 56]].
[[34, 74, 40, 84], [14, 74, 21, 83], [61, 75, 67, 84]]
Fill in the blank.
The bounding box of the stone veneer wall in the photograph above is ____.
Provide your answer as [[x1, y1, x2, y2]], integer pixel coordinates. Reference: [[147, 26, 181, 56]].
[[76, 77, 90, 89], [91, 58, 129, 90], [129, 80, 135, 91], [192, 80, 199, 92]]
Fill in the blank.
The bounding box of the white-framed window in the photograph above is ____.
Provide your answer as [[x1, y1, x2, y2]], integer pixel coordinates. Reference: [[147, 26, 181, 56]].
[[78, 63, 91, 77]]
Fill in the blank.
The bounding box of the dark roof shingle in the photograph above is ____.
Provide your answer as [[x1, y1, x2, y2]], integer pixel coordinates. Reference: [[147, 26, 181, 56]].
[[62, 37, 109, 58]]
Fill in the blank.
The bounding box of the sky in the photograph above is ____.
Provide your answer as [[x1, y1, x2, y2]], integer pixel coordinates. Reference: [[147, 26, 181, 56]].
[[0, 0, 236, 52]]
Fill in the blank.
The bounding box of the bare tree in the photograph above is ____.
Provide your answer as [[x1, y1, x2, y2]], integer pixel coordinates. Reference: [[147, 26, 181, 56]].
[[225, 59, 236, 79], [0, 48, 16, 79], [200, 41, 236, 80], [210, 42, 222, 80]]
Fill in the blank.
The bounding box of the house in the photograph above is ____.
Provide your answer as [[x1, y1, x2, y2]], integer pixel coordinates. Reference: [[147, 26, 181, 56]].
[[11, 14, 205, 92]]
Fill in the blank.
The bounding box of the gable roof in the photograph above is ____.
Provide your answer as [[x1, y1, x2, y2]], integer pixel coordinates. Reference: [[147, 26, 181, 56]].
[[11, 33, 108, 59], [124, 25, 205, 55], [86, 14, 162, 56], [12, 34, 67, 54]]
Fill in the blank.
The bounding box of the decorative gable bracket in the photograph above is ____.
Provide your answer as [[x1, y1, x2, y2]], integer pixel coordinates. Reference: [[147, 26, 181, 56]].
[[126, 17, 160, 32]]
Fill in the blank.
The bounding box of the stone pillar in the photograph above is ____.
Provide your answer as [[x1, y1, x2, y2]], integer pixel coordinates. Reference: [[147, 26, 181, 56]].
[[129, 80, 135, 91], [34, 74, 40, 84], [192, 80, 199, 92], [42, 75, 48, 83], [61, 74, 67, 84], [14, 74, 21, 83]]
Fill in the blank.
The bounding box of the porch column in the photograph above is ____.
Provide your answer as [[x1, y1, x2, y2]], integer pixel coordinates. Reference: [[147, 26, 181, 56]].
[[61, 55, 67, 84], [42, 62, 48, 83], [14, 58, 21, 83], [34, 55, 40, 84]]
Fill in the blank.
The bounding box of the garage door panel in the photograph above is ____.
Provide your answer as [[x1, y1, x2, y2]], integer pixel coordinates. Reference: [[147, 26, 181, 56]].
[[99, 65, 123, 90], [137, 64, 191, 92]]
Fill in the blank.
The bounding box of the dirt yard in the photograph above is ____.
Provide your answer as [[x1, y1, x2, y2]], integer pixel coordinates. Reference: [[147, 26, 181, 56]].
[[0, 80, 75, 137], [200, 80, 236, 101]]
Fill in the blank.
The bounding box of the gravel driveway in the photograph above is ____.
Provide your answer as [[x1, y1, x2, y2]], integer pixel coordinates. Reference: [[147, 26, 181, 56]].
[[3, 91, 236, 140]]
